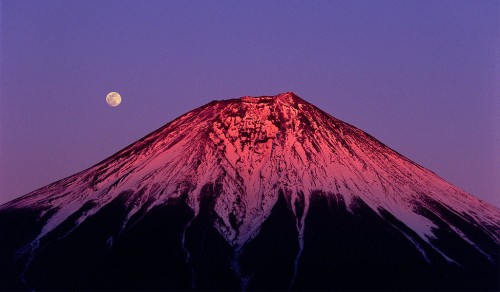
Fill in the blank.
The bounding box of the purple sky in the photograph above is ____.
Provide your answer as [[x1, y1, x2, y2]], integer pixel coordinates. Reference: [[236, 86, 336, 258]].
[[1, 0, 498, 207]]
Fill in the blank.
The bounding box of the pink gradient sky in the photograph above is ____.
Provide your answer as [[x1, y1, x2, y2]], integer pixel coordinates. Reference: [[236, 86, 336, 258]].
[[1, 0, 498, 207]]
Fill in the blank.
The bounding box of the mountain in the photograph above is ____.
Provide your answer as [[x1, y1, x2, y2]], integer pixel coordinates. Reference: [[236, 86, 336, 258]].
[[1, 92, 498, 291]]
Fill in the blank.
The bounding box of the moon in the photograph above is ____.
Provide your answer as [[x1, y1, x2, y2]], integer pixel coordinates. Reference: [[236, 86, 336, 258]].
[[106, 92, 122, 107]]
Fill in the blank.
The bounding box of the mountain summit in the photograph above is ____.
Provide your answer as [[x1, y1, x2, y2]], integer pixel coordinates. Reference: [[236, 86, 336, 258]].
[[1, 92, 499, 290]]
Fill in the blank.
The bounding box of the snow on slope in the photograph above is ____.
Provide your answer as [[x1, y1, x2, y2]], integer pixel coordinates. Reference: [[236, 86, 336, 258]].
[[2, 92, 499, 264]]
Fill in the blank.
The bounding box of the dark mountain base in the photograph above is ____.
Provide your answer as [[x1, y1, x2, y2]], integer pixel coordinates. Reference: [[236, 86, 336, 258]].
[[294, 192, 499, 291], [0, 188, 498, 291]]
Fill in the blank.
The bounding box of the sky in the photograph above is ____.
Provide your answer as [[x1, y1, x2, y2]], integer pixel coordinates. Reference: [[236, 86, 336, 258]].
[[0, 0, 498, 207]]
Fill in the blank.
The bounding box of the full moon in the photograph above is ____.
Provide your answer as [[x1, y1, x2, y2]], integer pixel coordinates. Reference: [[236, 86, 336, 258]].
[[106, 92, 122, 107]]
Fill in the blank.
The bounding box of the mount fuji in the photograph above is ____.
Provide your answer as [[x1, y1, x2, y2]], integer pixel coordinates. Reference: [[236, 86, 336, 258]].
[[1, 92, 498, 290]]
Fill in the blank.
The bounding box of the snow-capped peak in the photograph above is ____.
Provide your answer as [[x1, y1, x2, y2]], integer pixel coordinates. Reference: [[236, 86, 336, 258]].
[[2, 92, 499, 257]]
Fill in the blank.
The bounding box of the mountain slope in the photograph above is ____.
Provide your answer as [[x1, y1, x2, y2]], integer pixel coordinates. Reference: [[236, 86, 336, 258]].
[[1, 92, 499, 290]]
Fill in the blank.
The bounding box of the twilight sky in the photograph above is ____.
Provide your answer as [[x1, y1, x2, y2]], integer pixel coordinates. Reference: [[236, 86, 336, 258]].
[[1, 0, 498, 207]]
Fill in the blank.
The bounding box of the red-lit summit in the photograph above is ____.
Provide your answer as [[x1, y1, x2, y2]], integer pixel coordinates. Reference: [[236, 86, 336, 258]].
[[1, 92, 498, 290]]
